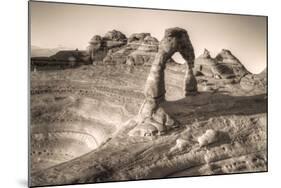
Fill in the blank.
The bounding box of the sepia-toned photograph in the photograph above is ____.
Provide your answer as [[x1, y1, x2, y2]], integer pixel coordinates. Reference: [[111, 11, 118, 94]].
[[29, 1, 267, 187]]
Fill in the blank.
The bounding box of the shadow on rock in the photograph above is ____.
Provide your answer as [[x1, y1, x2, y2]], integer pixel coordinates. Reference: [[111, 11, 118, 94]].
[[161, 91, 267, 125]]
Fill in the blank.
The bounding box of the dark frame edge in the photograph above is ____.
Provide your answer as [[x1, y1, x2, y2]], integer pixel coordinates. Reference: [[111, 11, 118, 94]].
[[28, 1, 31, 187], [266, 16, 269, 172]]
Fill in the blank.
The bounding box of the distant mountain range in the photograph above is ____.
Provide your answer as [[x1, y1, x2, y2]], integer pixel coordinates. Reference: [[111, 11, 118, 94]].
[[30, 45, 74, 57]]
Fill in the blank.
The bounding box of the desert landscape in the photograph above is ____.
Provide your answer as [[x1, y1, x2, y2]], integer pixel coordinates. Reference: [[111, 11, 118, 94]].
[[30, 27, 267, 187]]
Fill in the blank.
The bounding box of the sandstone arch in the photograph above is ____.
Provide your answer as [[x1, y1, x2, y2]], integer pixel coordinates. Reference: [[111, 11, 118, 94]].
[[129, 27, 198, 136]]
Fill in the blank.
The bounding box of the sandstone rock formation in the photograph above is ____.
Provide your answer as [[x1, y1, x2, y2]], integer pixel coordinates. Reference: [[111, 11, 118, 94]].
[[215, 49, 249, 79], [104, 33, 159, 65], [129, 27, 198, 136], [87, 30, 127, 64], [126, 35, 159, 66], [87, 30, 191, 67], [103, 30, 127, 43], [194, 48, 250, 80], [87, 35, 107, 63], [240, 68, 267, 92], [128, 33, 151, 43], [194, 49, 235, 79], [30, 65, 145, 173], [194, 49, 218, 77], [184, 67, 198, 96], [30, 53, 267, 186]]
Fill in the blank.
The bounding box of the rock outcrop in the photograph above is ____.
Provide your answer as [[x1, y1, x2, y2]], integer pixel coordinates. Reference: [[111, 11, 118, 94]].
[[126, 35, 159, 66], [87, 30, 127, 64], [215, 49, 249, 78], [86, 31, 161, 66], [194, 49, 235, 79], [103, 30, 127, 43], [183, 67, 198, 95], [30, 65, 145, 173], [128, 33, 151, 43], [104, 33, 159, 66], [194, 49, 218, 77], [240, 68, 267, 92], [194, 49, 250, 80], [87, 35, 108, 63]]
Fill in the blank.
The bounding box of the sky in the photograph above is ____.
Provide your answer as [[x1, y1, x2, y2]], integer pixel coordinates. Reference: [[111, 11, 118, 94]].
[[30, 1, 267, 73]]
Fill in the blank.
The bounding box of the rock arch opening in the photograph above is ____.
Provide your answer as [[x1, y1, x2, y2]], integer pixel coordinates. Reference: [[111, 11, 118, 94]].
[[171, 52, 186, 65]]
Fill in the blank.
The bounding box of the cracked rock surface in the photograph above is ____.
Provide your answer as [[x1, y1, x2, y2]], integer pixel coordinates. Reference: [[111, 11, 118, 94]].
[[30, 61, 267, 187]]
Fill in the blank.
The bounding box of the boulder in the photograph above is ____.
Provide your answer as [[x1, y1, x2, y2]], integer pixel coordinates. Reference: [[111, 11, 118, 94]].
[[198, 129, 230, 147], [170, 138, 189, 152]]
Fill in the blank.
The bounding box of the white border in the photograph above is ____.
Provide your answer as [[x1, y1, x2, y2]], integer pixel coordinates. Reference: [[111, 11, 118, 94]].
[[1, 0, 279, 188]]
